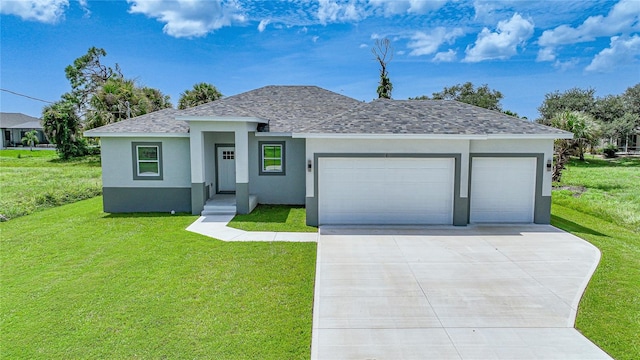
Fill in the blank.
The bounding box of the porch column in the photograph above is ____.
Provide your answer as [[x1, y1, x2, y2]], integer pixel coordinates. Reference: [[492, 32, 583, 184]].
[[190, 127, 206, 215], [234, 128, 250, 214]]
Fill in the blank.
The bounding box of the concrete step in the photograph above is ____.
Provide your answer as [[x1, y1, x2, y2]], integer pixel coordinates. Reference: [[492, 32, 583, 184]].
[[201, 205, 236, 216]]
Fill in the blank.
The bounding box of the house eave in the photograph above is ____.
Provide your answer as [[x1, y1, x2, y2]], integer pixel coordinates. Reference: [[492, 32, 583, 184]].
[[292, 132, 572, 140], [486, 133, 574, 140], [176, 116, 268, 124], [292, 133, 487, 140], [254, 132, 292, 137], [84, 132, 190, 138]]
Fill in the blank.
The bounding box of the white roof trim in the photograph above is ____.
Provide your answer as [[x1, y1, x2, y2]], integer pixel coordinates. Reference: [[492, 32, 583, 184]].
[[293, 133, 487, 140], [292, 133, 572, 140], [176, 116, 268, 123], [254, 132, 292, 137], [84, 132, 190, 138], [486, 133, 573, 140]]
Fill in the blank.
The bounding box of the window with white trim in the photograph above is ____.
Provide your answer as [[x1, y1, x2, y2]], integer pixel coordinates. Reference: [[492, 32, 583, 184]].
[[259, 142, 285, 175], [132, 142, 163, 180]]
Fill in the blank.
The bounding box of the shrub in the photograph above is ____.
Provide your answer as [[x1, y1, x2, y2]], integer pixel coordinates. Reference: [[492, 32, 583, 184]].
[[603, 144, 618, 158]]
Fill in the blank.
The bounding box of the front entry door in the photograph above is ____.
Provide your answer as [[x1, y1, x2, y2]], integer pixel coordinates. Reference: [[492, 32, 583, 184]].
[[217, 146, 236, 193]]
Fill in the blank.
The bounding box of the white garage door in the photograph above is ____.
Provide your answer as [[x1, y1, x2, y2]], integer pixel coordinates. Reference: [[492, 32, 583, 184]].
[[318, 157, 454, 225], [470, 157, 536, 223]]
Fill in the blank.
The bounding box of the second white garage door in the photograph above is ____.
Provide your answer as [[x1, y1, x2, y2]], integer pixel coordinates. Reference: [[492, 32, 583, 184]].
[[318, 157, 454, 225], [470, 157, 537, 223]]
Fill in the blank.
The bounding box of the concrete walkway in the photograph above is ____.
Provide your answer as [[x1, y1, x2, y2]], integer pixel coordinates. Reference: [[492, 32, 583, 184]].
[[311, 225, 611, 360], [186, 214, 318, 242]]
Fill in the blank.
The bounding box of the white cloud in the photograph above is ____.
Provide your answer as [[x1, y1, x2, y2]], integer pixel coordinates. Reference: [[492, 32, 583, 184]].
[[314, 0, 449, 24], [433, 49, 457, 62], [553, 58, 579, 71], [0, 0, 69, 23], [359, 43, 368, 48], [369, 0, 448, 16], [77, 0, 90, 17], [312, 35, 320, 43], [586, 35, 640, 72], [538, 0, 640, 61], [127, 0, 247, 38], [536, 46, 556, 62], [317, 0, 363, 24], [407, 27, 464, 56], [464, 13, 534, 62], [258, 18, 270, 32]]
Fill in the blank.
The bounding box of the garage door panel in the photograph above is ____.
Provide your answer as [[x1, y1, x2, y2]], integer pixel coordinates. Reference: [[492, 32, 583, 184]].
[[318, 157, 454, 225], [470, 157, 536, 223]]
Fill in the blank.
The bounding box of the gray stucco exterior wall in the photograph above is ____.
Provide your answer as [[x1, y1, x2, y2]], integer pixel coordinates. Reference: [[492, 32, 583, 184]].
[[103, 187, 191, 213], [248, 135, 306, 205], [236, 182, 250, 214], [305, 196, 319, 227], [191, 182, 206, 215]]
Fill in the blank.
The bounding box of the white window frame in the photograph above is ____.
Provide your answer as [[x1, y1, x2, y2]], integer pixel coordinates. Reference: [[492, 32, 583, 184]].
[[259, 142, 285, 175], [132, 142, 163, 180]]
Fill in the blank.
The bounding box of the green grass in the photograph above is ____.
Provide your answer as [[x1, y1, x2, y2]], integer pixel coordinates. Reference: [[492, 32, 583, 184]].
[[0, 149, 102, 220], [229, 205, 317, 232], [0, 197, 317, 359], [553, 155, 640, 232], [552, 155, 640, 360]]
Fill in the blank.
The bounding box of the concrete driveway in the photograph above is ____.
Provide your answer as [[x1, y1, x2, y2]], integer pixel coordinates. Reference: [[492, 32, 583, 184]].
[[311, 225, 611, 360]]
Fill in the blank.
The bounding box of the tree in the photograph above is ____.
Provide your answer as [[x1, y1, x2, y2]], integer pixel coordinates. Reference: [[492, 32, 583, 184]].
[[622, 83, 640, 117], [21, 130, 39, 151], [64, 47, 120, 115], [62, 47, 172, 130], [551, 111, 600, 162], [85, 78, 172, 129], [537, 88, 595, 124], [412, 82, 504, 111], [41, 101, 88, 159], [372, 38, 393, 99], [178, 83, 223, 109]]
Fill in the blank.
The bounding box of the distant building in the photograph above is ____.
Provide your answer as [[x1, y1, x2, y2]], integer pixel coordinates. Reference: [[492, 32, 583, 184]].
[[0, 112, 49, 149]]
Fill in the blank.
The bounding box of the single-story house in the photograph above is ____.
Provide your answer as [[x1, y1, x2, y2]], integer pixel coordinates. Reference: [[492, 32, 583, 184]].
[[0, 112, 49, 149], [85, 85, 572, 226]]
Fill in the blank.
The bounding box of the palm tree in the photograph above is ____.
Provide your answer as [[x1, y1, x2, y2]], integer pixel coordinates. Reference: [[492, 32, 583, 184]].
[[21, 130, 39, 151], [549, 111, 601, 182], [178, 83, 223, 109], [551, 111, 601, 161]]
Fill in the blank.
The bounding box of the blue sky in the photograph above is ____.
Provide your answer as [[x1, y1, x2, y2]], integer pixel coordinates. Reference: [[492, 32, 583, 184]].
[[1, 0, 639, 120]]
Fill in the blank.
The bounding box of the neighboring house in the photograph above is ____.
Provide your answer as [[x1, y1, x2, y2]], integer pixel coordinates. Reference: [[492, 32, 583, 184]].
[[617, 128, 639, 153], [85, 85, 572, 226], [0, 112, 48, 149]]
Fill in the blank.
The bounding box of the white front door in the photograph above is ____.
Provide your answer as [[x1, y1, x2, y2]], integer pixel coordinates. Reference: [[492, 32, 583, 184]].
[[217, 146, 236, 193]]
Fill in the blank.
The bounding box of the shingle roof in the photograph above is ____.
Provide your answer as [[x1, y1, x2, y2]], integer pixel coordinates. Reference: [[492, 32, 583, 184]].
[[85, 86, 570, 137], [84, 108, 188, 134], [296, 99, 570, 135], [0, 113, 43, 129], [180, 85, 363, 132]]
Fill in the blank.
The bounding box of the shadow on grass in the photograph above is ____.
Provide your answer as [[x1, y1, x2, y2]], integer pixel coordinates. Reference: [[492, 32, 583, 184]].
[[231, 205, 294, 224], [569, 156, 640, 168], [102, 212, 195, 219], [551, 214, 609, 237]]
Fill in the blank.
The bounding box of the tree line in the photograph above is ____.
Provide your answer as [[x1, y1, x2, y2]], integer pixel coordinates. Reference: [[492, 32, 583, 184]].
[[42, 46, 638, 164], [41, 47, 222, 159]]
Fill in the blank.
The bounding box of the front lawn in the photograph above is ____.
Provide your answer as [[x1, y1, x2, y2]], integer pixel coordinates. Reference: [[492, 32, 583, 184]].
[[552, 155, 640, 360], [229, 205, 317, 232], [553, 155, 640, 232], [0, 149, 102, 220], [0, 197, 317, 359]]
